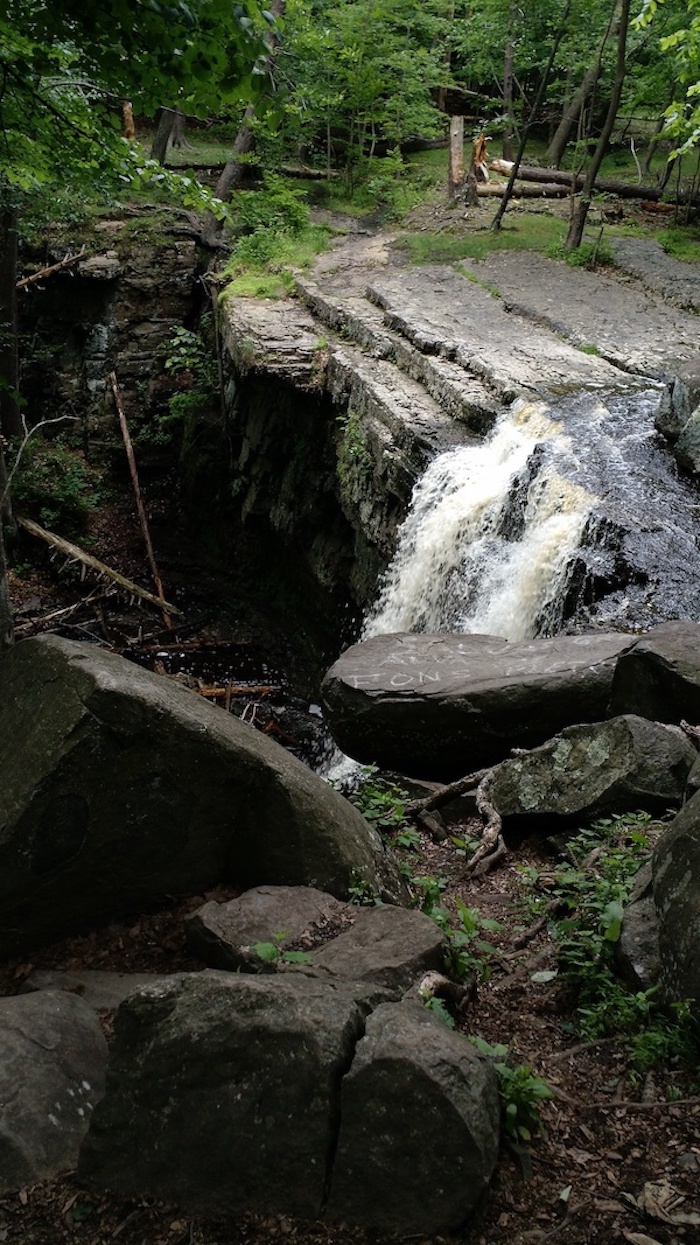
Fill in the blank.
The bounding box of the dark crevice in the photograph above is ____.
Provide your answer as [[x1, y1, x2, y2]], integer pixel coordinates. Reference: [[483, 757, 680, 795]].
[[319, 993, 375, 1213]]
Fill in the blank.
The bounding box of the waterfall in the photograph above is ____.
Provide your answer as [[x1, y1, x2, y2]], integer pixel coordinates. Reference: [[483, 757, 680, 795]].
[[365, 400, 593, 643]]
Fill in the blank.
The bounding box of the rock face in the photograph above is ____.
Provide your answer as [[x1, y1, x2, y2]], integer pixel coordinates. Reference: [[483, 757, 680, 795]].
[[0, 990, 107, 1193], [186, 885, 349, 972], [616, 864, 660, 991], [610, 621, 700, 724], [487, 716, 696, 828], [79, 972, 499, 1231], [652, 792, 700, 1002], [322, 630, 633, 779], [325, 1002, 499, 1234], [0, 636, 400, 955]]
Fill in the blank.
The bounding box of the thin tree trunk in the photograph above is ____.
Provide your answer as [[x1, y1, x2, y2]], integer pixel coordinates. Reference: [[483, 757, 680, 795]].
[[0, 445, 13, 652], [448, 116, 465, 201], [492, 0, 572, 231], [202, 0, 285, 247], [544, 1, 619, 168], [502, 16, 516, 161], [151, 107, 176, 164], [565, 0, 631, 250], [0, 208, 21, 441]]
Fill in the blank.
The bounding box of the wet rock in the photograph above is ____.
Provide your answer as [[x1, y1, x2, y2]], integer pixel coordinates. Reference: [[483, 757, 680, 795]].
[[0, 636, 401, 956], [488, 715, 695, 829], [186, 885, 349, 971], [0, 991, 107, 1193], [325, 1002, 499, 1233], [656, 359, 700, 443], [322, 630, 633, 780], [306, 905, 446, 992], [610, 621, 700, 724], [78, 971, 391, 1217], [674, 405, 700, 475], [615, 864, 661, 990], [652, 791, 700, 1001]]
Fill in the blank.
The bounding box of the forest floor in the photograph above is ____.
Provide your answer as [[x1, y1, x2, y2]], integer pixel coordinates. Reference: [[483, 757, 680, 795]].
[[3, 194, 700, 1245]]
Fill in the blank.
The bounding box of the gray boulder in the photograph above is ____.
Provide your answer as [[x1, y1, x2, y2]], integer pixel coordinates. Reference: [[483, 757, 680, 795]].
[[611, 621, 700, 725], [656, 359, 700, 443], [0, 636, 400, 955], [322, 631, 633, 780], [307, 904, 447, 992], [675, 406, 700, 476], [652, 791, 700, 1001], [186, 885, 350, 971], [0, 990, 107, 1193], [79, 971, 392, 1217], [615, 864, 661, 991], [488, 715, 695, 828], [325, 1002, 499, 1233]]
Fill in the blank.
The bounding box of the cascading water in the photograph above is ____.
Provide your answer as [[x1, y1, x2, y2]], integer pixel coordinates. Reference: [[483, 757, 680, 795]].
[[364, 388, 700, 643]]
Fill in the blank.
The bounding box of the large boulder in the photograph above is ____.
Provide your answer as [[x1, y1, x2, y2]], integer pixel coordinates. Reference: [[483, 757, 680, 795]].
[[79, 973, 498, 1233], [0, 636, 400, 956], [615, 864, 660, 991], [79, 971, 392, 1218], [610, 621, 700, 725], [652, 791, 700, 1001], [322, 631, 633, 779], [0, 990, 107, 1193], [487, 715, 696, 829], [325, 1002, 499, 1233]]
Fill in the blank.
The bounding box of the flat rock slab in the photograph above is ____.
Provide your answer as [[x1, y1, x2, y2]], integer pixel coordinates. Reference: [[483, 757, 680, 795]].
[[325, 1001, 499, 1233], [466, 251, 699, 378], [186, 885, 350, 971], [0, 990, 107, 1193], [79, 971, 393, 1218], [322, 631, 633, 779], [221, 298, 327, 390], [488, 715, 696, 827], [368, 267, 633, 400], [0, 636, 400, 955], [20, 969, 169, 1012], [307, 904, 446, 992], [611, 621, 700, 724], [611, 238, 700, 315]]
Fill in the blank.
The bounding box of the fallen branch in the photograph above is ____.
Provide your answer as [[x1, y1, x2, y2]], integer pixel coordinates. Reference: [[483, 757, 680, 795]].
[[16, 248, 86, 290], [109, 372, 172, 630], [406, 766, 491, 818], [583, 1096, 700, 1111], [13, 588, 115, 636], [196, 684, 278, 699], [18, 516, 183, 617], [478, 181, 569, 199]]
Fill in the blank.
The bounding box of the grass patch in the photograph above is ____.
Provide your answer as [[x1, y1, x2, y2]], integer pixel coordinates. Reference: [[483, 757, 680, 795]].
[[657, 225, 700, 263], [397, 212, 567, 265], [222, 225, 331, 299]]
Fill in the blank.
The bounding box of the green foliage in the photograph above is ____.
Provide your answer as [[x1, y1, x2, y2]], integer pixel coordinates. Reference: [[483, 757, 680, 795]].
[[423, 996, 456, 1029], [9, 439, 102, 533], [657, 225, 700, 262], [414, 880, 503, 982], [552, 238, 615, 269], [336, 411, 372, 499], [398, 214, 566, 267], [236, 174, 310, 235], [520, 811, 700, 1080], [347, 870, 382, 907], [252, 932, 312, 968], [469, 1036, 553, 1143], [222, 222, 330, 300]]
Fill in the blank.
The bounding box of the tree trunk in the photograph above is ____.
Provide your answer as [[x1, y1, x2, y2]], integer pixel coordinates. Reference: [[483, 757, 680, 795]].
[[448, 116, 465, 202], [544, 64, 600, 168], [170, 106, 189, 149], [502, 14, 516, 161], [0, 208, 21, 441], [151, 107, 176, 164], [0, 444, 13, 652], [491, 0, 572, 232], [122, 101, 136, 141], [565, 0, 631, 250], [201, 0, 285, 247]]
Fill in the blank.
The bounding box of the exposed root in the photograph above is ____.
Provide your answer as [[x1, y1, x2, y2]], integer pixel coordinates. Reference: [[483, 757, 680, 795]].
[[405, 766, 491, 819], [464, 770, 506, 876]]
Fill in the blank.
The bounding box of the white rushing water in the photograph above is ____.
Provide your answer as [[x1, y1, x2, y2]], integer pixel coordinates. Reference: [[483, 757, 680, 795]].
[[364, 399, 594, 642]]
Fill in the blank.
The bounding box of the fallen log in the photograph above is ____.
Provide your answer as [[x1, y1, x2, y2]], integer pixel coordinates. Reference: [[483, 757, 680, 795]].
[[18, 516, 184, 617], [489, 159, 700, 207], [477, 181, 569, 198], [16, 247, 86, 290]]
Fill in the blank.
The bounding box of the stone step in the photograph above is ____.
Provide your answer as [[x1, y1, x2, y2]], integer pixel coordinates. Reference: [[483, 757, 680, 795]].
[[295, 276, 499, 435], [366, 265, 639, 401]]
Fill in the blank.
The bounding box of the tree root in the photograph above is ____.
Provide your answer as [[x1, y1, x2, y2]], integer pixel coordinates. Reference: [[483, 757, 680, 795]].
[[464, 770, 506, 877]]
